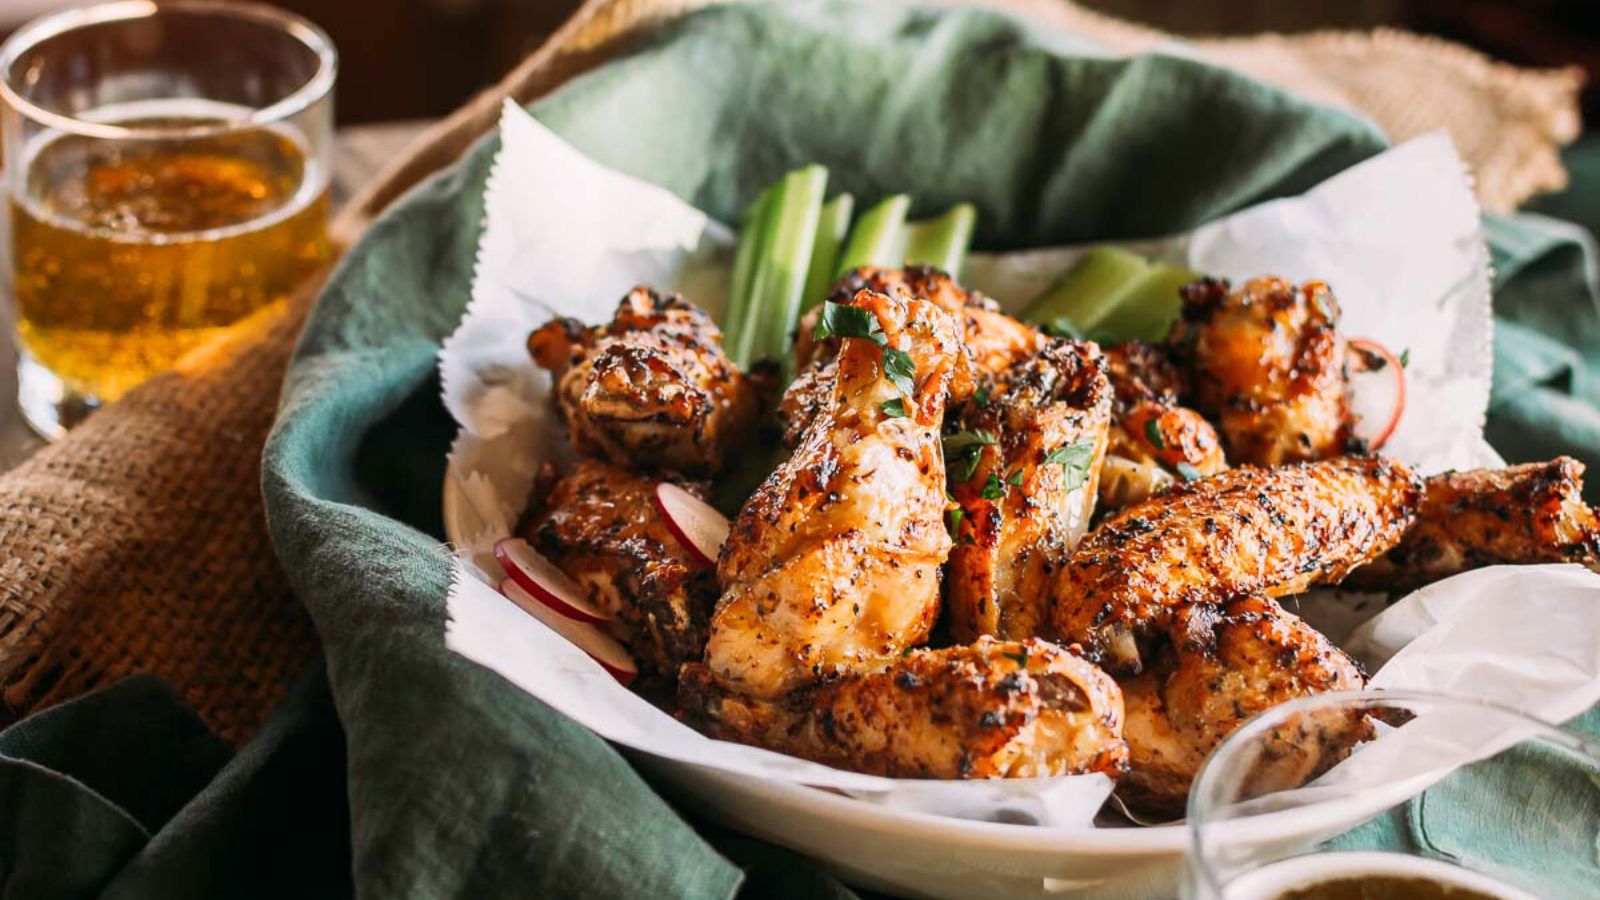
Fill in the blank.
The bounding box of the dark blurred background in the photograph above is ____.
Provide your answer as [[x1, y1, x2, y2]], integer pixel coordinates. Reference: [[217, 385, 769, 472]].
[[5, 0, 1598, 126]]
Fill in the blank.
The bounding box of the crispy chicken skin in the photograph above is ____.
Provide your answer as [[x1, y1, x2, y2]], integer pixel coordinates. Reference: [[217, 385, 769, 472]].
[[681, 638, 1127, 779], [781, 266, 1037, 446], [528, 287, 765, 476], [1119, 596, 1368, 816], [523, 459, 716, 677], [1099, 341, 1226, 511], [946, 340, 1113, 642], [706, 289, 968, 699], [1170, 277, 1353, 466], [1343, 457, 1600, 591], [1051, 455, 1421, 674]]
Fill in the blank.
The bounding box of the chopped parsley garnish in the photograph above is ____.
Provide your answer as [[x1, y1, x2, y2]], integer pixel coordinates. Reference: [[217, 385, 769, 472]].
[[882, 346, 917, 396], [814, 301, 917, 398], [945, 506, 967, 540], [974, 383, 992, 408], [1399, 347, 1411, 369], [814, 302, 885, 345], [1143, 418, 1167, 451], [980, 472, 1006, 500], [1176, 461, 1202, 482], [1003, 648, 1029, 666], [880, 397, 908, 418], [944, 429, 998, 482], [1007, 470, 1024, 486], [1044, 439, 1096, 491]]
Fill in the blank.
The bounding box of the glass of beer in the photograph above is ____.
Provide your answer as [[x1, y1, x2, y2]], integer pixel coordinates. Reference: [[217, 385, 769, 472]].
[[1, 1, 335, 437], [1183, 689, 1600, 899]]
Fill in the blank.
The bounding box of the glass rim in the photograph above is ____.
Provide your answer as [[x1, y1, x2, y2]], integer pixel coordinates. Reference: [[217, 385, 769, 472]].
[[0, 0, 337, 141], [1185, 687, 1596, 898]]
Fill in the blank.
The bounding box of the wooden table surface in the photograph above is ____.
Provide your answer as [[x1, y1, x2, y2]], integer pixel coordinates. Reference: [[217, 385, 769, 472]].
[[0, 120, 431, 474]]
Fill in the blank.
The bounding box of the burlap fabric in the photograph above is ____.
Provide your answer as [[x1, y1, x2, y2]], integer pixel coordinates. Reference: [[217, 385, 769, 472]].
[[0, 0, 1582, 744]]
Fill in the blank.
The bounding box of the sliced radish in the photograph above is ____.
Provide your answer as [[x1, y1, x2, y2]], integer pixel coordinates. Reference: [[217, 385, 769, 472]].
[[652, 482, 729, 569], [1347, 337, 1407, 451], [494, 537, 612, 624], [499, 578, 637, 684]]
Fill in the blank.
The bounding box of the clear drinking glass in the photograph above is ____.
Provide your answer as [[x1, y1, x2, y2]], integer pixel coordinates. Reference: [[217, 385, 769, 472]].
[[0, 1, 335, 437], [1182, 689, 1600, 899]]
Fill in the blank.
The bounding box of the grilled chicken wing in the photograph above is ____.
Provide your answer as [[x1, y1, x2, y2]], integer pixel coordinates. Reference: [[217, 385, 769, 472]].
[[1098, 341, 1226, 511], [1170, 277, 1352, 466], [528, 287, 766, 475], [1342, 457, 1600, 591], [681, 637, 1127, 778], [523, 459, 716, 677], [1119, 596, 1367, 816], [1052, 455, 1421, 674], [946, 340, 1113, 642], [706, 289, 967, 699], [781, 266, 1037, 446]]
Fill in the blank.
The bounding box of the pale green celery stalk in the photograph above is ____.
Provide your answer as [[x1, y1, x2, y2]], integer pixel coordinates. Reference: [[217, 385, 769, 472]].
[[721, 187, 774, 368], [799, 193, 854, 312], [834, 194, 910, 276], [750, 165, 829, 375], [1022, 247, 1149, 335], [903, 202, 977, 278], [1090, 263, 1199, 343]]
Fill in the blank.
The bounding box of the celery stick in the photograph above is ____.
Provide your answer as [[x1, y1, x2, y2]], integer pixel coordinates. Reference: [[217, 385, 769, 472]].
[[800, 193, 854, 312], [835, 194, 910, 277], [1090, 263, 1198, 343], [904, 202, 977, 278], [721, 188, 774, 368], [1022, 247, 1149, 335], [750, 165, 828, 374]]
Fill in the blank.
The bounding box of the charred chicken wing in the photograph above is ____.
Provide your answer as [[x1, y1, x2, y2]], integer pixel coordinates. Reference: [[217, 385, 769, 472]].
[[1119, 596, 1367, 816], [946, 339, 1113, 642], [523, 459, 717, 677], [1052, 455, 1421, 674], [528, 287, 766, 475], [781, 266, 1037, 446], [1170, 277, 1352, 466], [681, 637, 1127, 779], [1343, 457, 1600, 590], [706, 289, 967, 699]]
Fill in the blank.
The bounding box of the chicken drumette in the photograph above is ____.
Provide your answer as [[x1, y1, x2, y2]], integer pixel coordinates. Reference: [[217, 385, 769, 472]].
[[528, 287, 767, 476], [1170, 277, 1353, 466]]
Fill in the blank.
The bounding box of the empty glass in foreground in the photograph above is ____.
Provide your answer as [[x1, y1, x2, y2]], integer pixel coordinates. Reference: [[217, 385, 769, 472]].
[[0, 1, 335, 436], [1183, 689, 1600, 900]]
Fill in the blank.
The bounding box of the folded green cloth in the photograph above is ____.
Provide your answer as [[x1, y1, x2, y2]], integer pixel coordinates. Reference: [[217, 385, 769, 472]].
[[5, 3, 1600, 897]]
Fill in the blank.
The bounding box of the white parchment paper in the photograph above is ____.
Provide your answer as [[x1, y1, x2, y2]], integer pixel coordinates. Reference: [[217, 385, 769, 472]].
[[439, 101, 1600, 827]]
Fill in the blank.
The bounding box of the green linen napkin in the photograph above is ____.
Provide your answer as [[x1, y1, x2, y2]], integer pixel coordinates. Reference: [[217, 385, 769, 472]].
[[5, 2, 1600, 898]]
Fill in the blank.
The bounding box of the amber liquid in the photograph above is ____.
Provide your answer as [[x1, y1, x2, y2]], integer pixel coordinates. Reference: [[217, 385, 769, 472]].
[[9, 108, 329, 400]]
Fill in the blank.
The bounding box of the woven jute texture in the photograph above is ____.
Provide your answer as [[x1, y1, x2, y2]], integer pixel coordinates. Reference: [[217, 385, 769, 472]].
[[0, 0, 1581, 744]]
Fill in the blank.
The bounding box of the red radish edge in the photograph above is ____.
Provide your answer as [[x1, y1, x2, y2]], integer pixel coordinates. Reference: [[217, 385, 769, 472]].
[[494, 537, 612, 624], [499, 578, 637, 684], [652, 482, 729, 569], [1347, 337, 1406, 451]]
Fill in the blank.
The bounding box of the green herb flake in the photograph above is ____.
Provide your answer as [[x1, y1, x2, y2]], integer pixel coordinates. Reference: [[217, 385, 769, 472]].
[[1143, 418, 1167, 451], [1007, 470, 1024, 486], [974, 383, 992, 408], [880, 397, 908, 418], [882, 346, 917, 396], [814, 302, 887, 346], [943, 429, 999, 482], [980, 472, 1006, 500], [1176, 461, 1202, 482], [1003, 648, 1029, 667], [1045, 439, 1097, 492], [1399, 347, 1411, 369], [945, 506, 966, 539]]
